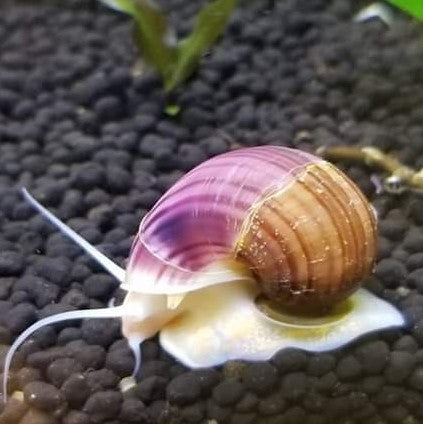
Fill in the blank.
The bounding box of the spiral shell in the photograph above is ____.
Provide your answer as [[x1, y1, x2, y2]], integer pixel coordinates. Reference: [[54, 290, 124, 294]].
[[126, 146, 377, 311]]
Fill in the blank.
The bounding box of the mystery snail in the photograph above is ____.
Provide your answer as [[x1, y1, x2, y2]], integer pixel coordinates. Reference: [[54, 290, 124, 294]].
[[2, 146, 404, 400]]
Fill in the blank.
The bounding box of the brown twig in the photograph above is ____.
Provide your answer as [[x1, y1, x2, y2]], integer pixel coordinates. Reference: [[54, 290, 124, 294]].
[[316, 145, 423, 194]]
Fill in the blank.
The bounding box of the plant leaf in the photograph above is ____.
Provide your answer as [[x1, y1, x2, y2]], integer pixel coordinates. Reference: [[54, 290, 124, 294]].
[[386, 0, 423, 20], [99, 0, 177, 83], [98, 0, 130, 13], [166, 0, 239, 91], [164, 104, 181, 116]]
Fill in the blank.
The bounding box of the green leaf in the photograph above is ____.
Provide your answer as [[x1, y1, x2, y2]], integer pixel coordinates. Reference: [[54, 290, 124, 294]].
[[166, 0, 239, 91], [98, 0, 137, 14], [99, 0, 239, 92], [99, 0, 177, 83], [386, 0, 423, 20], [164, 104, 181, 116]]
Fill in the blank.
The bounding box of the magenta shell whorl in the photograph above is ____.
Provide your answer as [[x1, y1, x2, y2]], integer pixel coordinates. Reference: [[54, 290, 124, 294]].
[[126, 146, 319, 294]]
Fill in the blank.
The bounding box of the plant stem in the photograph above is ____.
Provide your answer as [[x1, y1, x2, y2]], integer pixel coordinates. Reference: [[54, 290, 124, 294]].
[[316, 145, 423, 192]]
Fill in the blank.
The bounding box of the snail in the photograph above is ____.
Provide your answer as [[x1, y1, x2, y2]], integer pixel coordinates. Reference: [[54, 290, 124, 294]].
[[2, 146, 404, 401]]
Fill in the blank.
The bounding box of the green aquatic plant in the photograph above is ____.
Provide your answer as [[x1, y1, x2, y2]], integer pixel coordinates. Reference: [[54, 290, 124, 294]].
[[386, 0, 423, 20], [99, 0, 238, 91]]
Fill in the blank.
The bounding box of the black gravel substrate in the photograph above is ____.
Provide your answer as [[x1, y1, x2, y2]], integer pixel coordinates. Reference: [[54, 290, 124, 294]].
[[0, 0, 423, 423]]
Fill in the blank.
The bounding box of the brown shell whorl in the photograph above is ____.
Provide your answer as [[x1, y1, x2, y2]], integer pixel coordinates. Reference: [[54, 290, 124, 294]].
[[235, 161, 377, 313]]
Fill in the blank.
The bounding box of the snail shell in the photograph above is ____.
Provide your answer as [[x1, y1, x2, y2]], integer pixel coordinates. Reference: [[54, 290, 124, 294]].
[[126, 146, 377, 312]]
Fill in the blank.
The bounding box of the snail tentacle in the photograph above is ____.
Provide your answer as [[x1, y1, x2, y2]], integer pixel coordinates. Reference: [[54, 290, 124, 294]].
[[21, 188, 126, 284], [2, 305, 138, 403]]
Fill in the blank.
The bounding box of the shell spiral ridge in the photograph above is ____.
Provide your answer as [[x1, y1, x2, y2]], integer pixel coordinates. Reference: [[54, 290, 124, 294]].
[[125, 146, 377, 309]]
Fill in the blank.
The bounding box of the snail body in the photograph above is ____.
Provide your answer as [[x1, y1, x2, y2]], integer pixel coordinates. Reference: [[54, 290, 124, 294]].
[[3, 146, 403, 401]]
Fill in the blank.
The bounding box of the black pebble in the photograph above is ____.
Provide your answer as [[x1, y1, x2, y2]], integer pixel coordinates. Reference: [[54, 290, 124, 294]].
[[105, 346, 135, 377], [336, 355, 363, 381], [80, 318, 120, 347], [15, 367, 42, 388], [200, 136, 229, 156], [61, 288, 90, 309], [136, 375, 167, 402], [71, 163, 105, 191], [377, 237, 393, 260], [139, 134, 176, 157], [206, 399, 231, 422], [382, 405, 409, 424], [138, 359, 169, 379], [26, 346, 70, 370], [375, 258, 407, 288], [393, 335, 418, 353], [281, 372, 308, 402], [408, 366, 423, 391], [406, 253, 423, 271], [0, 251, 24, 276], [241, 363, 279, 395], [235, 392, 258, 413], [61, 373, 91, 407], [212, 379, 245, 406], [63, 410, 90, 424], [69, 343, 106, 369], [0, 277, 14, 300], [46, 357, 84, 387], [83, 390, 122, 422], [87, 204, 114, 228], [384, 351, 416, 384], [373, 385, 402, 407], [355, 341, 390, 375], [85, 368, 119, 392], [180, 402, 206, 423], [272, 348, 308, 373], [23, 380, 65, 411], [9, 290, 30, 305], [259, 392, 287, 415], [57, 327, 82, 345], [94, 96, 124, 121], [5, 303, 37, 334], [303, 391, 327, 414], [176, 143, 208, 171], [119, 398, 148, 423], [182, 107, 214, 129], [403, 229, 423, 253], [190, 369, 220, 395], [106, 165, 132, 194], [83, 274, 117, 300], [166, 373, 202, 405], [407, 269, 423, 293], [307, 353, 336, 377], [24, 277, 60, 308], [379, 218, 408, 241], [85, 189, 110, 209], [282, 406, 307, 423]]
